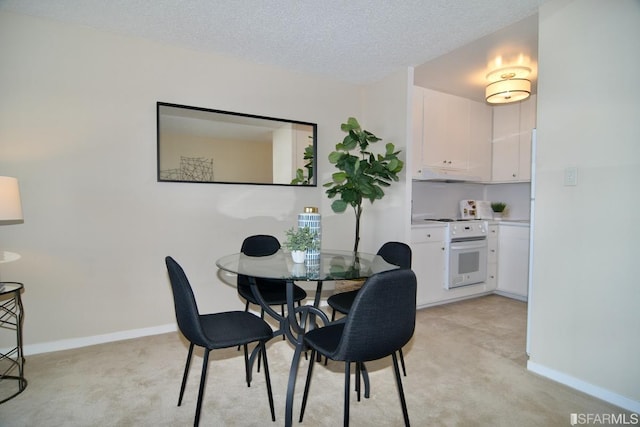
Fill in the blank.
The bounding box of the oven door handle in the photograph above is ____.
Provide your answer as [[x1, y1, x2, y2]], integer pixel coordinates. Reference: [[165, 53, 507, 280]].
[[450, 241, 487, 250]]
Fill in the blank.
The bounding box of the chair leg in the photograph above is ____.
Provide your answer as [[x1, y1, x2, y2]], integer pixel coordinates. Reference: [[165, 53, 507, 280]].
[[360, 362, 370, 399], [399, 348, 407, 376], [194, 348, 211, 427], [260, 342, 276, 422], [281, 305, 286, 340], [343, 362, 351, 427], [256, 308, 265, 372], [391, 352, 410, 427], [178, 343, 195, 406], [257, 345, 262, 373], [355, 362, 361, 402], [299, 349, 317, 422], [243, 344, 251, 387]]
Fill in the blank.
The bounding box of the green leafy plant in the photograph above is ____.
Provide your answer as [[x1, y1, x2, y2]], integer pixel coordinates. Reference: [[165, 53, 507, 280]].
[[491, 202, 507, 213], [324, 117, 404, 252], [291, 143, 314, 185], [283, 226, 319, 252]]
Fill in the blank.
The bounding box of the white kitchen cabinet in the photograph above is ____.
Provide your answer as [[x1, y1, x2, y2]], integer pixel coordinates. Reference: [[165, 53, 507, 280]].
[[486, 224, 499, 291], [411, 88, 425, 177], [492, 136, 521, 181], [495, 223, 530, 300], [413, 86, 492, 180], [410, 226, 446, 307], [422, 88, 469, 170], [468, 100, 493, 182], [491, 95, 536, 182]]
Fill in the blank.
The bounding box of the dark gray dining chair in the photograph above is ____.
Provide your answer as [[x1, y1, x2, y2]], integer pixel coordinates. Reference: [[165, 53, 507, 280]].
[[326, 241, 412, 375], [237, 235, 307, 320], [165, 256, 275, 426], [299, 268, 417, 426]]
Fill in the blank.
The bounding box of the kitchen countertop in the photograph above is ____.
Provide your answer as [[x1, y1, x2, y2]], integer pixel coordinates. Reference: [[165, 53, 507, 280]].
[[411, 219, 530, 228], [411, 221, 448, 228], [489, 219, 530, 226]]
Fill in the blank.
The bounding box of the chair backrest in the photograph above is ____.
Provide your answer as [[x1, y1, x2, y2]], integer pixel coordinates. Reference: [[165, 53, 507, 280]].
[[238, 235, 281, 287], [377, 241, 412, 269], [241, 234, 281, 256], [165, 256, 209, 347], [331, 268, 417, 362]]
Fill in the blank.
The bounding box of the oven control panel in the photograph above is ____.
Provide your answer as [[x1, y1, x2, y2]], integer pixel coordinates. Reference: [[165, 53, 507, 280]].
[[450, 221, 487, 239]]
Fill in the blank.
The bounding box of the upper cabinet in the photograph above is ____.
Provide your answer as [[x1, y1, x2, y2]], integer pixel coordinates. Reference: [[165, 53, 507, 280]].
[[412, 86, 492, 181], [491, 95, 537, 182], [468, 100, 493, 182], [423, 89, 469, 170]]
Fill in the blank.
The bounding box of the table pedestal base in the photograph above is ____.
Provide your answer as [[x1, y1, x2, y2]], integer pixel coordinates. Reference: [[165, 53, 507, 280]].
[[0, 282, 27, 404]]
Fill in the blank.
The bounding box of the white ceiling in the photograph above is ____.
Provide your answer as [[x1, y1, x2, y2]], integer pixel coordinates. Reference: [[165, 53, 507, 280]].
[[0, 0, 543, 102]]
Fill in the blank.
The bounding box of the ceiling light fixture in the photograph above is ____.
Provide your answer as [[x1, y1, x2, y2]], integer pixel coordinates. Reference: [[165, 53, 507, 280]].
[[485, 66, 531, 104]]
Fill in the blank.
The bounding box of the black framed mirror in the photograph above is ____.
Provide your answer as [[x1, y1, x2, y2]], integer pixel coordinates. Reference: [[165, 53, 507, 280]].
[[157, 102, 317, 186]]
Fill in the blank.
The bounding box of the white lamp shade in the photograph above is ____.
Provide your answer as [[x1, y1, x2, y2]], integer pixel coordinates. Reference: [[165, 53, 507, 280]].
[[485, 78, 531, 104], [0, 176, 24, 221]]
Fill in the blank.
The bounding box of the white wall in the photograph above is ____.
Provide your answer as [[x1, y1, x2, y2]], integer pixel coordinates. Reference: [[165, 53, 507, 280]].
[[362, 69, 413, 250], [528, 0, 640, 412], [0, 11, 409, 351]]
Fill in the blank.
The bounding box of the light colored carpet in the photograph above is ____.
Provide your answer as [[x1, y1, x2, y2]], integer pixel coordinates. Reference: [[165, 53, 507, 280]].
[[0, 295, 627, 426]]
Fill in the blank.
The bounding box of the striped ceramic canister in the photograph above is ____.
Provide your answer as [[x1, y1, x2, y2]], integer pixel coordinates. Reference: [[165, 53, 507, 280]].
[[298, 207, 321, 265]]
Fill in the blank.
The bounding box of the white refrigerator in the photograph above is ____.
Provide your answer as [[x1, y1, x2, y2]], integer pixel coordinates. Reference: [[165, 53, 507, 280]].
[[526, 128, 536, 356]]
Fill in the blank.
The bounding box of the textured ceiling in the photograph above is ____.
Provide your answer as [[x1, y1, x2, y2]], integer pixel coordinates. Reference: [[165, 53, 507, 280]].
[[0, 0, 544, 88]]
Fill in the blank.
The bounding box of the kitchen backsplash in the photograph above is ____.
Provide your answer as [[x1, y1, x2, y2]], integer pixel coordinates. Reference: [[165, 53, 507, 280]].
[[412, 181, 531, 220]]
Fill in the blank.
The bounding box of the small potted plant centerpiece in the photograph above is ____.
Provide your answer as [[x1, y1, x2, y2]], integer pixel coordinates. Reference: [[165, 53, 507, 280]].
[[491, 202, 507, 220], [284, 226, 319, 263]]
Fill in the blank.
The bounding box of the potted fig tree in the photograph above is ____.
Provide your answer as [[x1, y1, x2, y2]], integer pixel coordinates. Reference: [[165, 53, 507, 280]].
[[324, 117, 404, 252]]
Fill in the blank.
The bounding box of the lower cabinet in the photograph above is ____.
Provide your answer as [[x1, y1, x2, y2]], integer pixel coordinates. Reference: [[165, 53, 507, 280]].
[[411, 227, 446, 307], [411, 226, 493, 307], [495, 224, 530, 300], [486, 224, 499, 291]]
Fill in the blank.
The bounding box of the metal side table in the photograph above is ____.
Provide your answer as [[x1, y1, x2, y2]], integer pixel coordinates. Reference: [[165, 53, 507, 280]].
[[0, 282, 27, 403]]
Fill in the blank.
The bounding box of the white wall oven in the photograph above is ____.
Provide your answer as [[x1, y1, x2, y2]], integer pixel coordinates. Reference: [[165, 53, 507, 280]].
[[424, 219, 488, 289]]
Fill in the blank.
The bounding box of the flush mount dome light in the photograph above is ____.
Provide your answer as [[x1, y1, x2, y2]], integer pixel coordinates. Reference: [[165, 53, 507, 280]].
[[485, 66, 532, 104]]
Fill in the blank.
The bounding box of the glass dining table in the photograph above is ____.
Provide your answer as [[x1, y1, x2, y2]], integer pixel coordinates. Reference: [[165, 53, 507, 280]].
[[216, 249, 398, 427]]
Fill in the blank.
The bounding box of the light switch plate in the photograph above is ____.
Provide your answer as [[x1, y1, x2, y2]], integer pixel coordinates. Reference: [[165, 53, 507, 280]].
[[564, 167, 578, 186]]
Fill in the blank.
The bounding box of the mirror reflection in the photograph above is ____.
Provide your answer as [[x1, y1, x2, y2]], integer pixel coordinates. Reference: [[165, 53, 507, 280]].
[[157, 102, 317, 186]]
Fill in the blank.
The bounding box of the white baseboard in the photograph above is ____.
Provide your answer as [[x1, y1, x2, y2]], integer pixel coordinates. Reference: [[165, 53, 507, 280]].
[[527, 360, 640, 414], [22, 323, 178, 356], [493, 290, 528, 302], [18, 297, 331, 357], [416, 291, 494, 310]]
